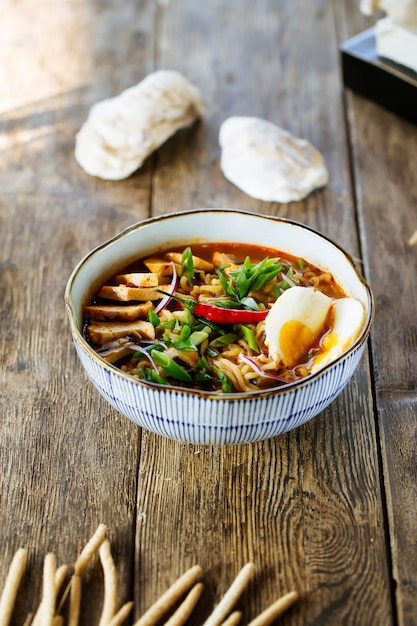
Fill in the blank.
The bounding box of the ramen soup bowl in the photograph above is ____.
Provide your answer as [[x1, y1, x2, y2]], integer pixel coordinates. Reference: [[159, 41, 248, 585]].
[[65, 209, 374, 445]]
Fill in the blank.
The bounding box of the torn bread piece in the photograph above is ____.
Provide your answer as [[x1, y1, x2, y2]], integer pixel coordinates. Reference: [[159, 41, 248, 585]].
[[75, 70, 203, 180], [219, 116, 328, 203]]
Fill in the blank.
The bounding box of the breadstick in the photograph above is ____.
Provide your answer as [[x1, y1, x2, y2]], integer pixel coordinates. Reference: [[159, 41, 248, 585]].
[[409, 230, 417, 245], [74, 524, 108, 575], [220, 611, 242, 626], [246, 590, 298, 626], [57, 524, 108, 615], [55, 565, 69, 595], [68, 575, 82, 626], [203, 563, 255, 626], [42, 553, 57, 626], [98, 539, 118, 626], [33, 563, 69, 626], [164, 582, 204, 626], [0, 548, 27, 626], [107, 601, 134, 626], [52, 616, 63, 626], [133, 565, 202, 626]]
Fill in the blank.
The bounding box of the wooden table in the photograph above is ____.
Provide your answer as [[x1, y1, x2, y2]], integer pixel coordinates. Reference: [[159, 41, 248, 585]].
[[1, 1, 416, 624]]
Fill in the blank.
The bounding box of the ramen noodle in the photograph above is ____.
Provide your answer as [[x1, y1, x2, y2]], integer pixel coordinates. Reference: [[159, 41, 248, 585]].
[[83, 243, 348, 393]]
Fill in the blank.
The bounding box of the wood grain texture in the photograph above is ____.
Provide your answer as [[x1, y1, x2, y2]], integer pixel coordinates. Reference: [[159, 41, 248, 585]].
[[0, 1, 155, 623], [1, 0, 414, 624], [346, 104, 417, 626], [336, 3, 417, 624]]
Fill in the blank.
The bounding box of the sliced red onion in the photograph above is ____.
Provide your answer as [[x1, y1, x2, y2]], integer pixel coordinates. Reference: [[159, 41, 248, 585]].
[[129, 345, 159, 373], [139, 340, 168, 348], [154, 262, 178, 314], [239, 354, 290, 383], [281, 271, 297, 288]]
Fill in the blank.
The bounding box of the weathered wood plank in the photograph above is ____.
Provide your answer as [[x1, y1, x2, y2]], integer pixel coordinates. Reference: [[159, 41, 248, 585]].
[[336, 2, 417, 624], [0, 1, 156, 623], [343, 92, 417, 626]]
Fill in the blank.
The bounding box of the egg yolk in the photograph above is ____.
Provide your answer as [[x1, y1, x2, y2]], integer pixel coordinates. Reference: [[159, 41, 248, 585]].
[[321, 332, 338, 351], [279, 320, 316, 368]]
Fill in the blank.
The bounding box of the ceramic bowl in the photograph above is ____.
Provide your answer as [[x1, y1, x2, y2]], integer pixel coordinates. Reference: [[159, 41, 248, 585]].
[[65, 209, 374, 445]]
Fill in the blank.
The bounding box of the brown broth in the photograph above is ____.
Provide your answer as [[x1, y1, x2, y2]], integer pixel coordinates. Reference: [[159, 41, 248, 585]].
[[107, 242, 345, 300]]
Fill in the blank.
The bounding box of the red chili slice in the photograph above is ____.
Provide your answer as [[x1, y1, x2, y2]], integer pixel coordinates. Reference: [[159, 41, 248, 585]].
[[193, 302, 269, 324]]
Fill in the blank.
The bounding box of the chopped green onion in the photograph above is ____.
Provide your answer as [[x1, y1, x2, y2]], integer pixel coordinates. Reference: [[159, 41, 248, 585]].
[[230, 256, 282, 299], [194, 371, 216, 386], [151, 350, 192, 382], [286, 266, 300, 284], [216, 267, 237, 298], [197, 354, 212, 372], [158, 318, 176, 330], [239, 325, 259, 353], [205, 299, 241, 309], [172, 338, 198, 351], [273, 284, 281, 298], [181, 247, 195, 284], [148, 309, 160, 327], [189, 329, 211, 346], [179, 324, 191, 340], [239, 296, 260, 311], [144, 368, 168, 385], [143, 342, 166, 353], [193, 316, 223, 332], [209, 333, 239, 348], [182, 307, 194, 327], [213, 367, 233, 393]]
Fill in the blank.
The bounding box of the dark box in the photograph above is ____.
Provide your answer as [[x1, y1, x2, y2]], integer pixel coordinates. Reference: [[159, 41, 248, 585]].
[[340, 27, 417, 125]]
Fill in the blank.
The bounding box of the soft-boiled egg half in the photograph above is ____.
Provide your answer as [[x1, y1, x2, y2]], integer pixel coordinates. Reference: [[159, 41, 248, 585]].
[[264, 286, 365, 373]]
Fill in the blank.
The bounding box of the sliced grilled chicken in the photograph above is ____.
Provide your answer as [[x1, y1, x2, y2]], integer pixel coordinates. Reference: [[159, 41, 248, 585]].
[[97, 284, 170, 301], [87, 320, 155, 344], [85, 301, 154, 321]]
